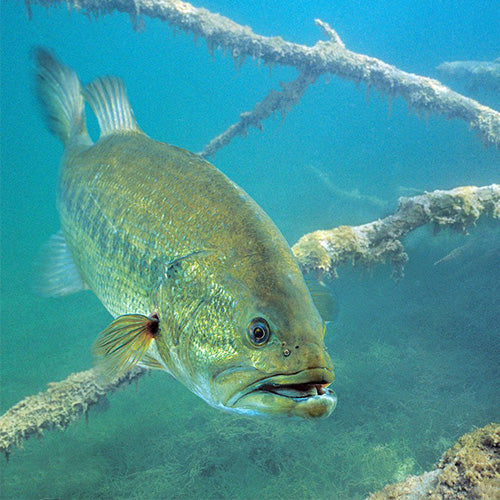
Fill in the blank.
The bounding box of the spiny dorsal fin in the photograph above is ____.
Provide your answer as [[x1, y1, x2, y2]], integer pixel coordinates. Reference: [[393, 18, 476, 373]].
[[83, 76, 142, 138]]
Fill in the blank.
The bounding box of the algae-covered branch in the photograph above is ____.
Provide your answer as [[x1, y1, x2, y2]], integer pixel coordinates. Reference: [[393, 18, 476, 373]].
[[437, 58, 500, 92], [26, 0, 500, 149], [369, 423, 500, 500], [292, 184, 500, 280], [0, 367, 146, 458]]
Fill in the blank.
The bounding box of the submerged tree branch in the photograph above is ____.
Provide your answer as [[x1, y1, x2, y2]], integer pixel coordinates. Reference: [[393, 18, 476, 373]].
[[368, 423, 500, 500], [27, 0, 500, 148], [0, 366, 146, 457], [198, 70, 319, 158], [292, 184, 500, 280], [437, 58, 500, 93], [2, 184, 498, 456]]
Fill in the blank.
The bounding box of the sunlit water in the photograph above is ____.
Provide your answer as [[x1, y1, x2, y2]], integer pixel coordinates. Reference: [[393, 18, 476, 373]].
[[1, 1, 499, 498]]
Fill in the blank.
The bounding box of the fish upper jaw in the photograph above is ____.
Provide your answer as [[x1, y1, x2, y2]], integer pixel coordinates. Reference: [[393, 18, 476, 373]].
[[214, 367, 337, 419]]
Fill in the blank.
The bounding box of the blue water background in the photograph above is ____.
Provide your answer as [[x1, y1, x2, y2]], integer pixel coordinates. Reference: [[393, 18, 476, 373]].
[[1, 1, 499, 498]]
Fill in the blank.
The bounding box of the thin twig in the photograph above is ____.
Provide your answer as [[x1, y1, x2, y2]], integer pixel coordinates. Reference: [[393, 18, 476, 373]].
[[199, 70, 319, 158]]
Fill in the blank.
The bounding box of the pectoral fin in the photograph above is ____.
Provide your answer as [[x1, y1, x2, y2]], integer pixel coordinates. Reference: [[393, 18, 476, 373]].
[[35, 230, 89, 297], [304, 275, 338, 323], [140, 354, 166, 370], [93, 313, 159, 379]]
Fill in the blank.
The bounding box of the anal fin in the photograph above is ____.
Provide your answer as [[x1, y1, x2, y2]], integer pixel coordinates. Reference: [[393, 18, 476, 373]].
[[35, 230, 89, 297]]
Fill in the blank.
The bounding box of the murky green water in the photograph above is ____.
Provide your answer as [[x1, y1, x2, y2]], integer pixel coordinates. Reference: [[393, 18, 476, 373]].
[[1, 1, 499, 498]]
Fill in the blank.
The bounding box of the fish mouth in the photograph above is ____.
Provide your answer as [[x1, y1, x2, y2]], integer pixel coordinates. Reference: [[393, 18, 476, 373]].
[[230, 368, 337, 419], [257, 381, 332, 399]]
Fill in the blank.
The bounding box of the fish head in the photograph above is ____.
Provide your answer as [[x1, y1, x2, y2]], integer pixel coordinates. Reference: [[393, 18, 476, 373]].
[[157, 236, 336, 419], [213, 314, 336, 419], [205, 263, 336, 419]]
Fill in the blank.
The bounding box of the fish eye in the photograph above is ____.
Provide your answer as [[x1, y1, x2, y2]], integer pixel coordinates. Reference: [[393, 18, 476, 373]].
[[247, 317, 271, 346]]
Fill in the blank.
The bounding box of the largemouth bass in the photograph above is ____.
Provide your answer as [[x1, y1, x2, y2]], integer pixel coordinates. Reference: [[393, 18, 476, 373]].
[[35, 49, 336, 418]]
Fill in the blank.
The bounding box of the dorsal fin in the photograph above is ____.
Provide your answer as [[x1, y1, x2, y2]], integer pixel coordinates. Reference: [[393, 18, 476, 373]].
[[83, 76, 142, 138]]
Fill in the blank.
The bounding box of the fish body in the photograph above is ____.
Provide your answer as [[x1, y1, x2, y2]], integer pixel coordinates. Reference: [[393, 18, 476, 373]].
[[35, 49, 336, 418]]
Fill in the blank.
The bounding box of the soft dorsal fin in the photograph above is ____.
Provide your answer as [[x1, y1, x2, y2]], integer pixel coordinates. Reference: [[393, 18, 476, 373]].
[[83, 76, 142, 138]]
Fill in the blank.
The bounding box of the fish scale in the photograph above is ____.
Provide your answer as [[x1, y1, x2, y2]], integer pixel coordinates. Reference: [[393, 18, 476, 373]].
[[60, 135, 272, 311]]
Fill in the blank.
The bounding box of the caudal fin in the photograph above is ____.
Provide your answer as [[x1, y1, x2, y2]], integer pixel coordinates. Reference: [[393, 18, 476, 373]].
[[34, 48, 89, 147]]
